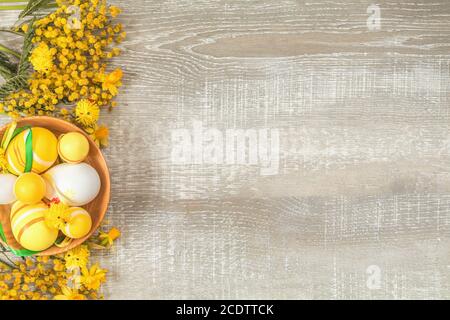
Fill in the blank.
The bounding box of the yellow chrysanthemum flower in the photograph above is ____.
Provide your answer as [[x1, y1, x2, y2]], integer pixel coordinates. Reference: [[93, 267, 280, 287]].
[[101, 69, 123, 96], [44, 201, 70, 230], [29, 42, 54, 74], [64, 245, 90, 270], [75, 99, 100, 127], [54, 286, 85, 300], [80, 264, 107, 290]]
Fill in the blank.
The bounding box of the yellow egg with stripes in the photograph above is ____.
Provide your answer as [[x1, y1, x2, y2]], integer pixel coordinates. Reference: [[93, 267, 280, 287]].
[[62, 207, 92, 239], [58, 132, 90, 164], [10, 201, 58, 251], [6, 127, 58, 176]]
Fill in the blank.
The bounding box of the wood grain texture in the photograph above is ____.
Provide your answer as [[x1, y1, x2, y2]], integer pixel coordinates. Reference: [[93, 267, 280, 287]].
[[2, 0, 450, 299]]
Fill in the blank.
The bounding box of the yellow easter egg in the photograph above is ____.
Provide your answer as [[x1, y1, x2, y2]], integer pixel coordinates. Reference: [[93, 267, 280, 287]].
[[14, 172, 46, 204], [6, 127, 58, 176], [62, 207, 92, 239], [58, 132, 90, 164], [10, 201, 58, 251]]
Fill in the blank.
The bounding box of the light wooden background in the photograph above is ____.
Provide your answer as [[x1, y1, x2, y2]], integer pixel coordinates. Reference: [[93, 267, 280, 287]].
[[2, 0, 450, 299]]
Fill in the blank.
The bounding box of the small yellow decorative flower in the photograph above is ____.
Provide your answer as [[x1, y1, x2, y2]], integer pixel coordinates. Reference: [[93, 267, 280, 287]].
[[98, 227, 121, 248], [53, 259, 65, 272], [54, 286, 85, 300], [87, 124, 109, 148], [75, 99, 100, 127], [45, 201, 70, 230], [29, 42, 55, 74], [109, 6, 121, 17], [101, 69, 123, 96], [80, 264, 107, 290], [64, 245, 90, 270]]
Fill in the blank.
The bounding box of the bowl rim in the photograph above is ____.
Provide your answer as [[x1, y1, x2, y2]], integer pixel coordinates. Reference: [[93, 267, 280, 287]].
[[0, 116, 111, 256]]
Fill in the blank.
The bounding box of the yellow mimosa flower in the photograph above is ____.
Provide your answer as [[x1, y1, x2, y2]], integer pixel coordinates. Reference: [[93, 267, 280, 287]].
[[109, 6, 121, 17]]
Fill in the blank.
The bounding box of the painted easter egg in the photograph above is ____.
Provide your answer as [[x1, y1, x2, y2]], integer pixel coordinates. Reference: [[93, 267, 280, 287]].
[[43, 163, 101, 206], [62, 207, 92, 239], [0, 174, 17, 204], [6, 127, 58, 176], [58, 132, 89, 164], [10, 201, 58, 251], [14, 172, 46, 204]]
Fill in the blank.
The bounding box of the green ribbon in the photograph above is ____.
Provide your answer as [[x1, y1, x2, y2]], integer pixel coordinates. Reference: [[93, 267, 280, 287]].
[[8, 125, 33, 173], [24, 128, 33, 173], [0, 222, 39, 257]]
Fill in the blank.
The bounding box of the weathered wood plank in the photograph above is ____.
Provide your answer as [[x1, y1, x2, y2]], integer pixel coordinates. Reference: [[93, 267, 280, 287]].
[[1, 0, 450, 299]]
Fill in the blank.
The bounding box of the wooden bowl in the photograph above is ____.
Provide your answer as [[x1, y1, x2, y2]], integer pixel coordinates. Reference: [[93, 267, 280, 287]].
[[0, 116, 110, 255]]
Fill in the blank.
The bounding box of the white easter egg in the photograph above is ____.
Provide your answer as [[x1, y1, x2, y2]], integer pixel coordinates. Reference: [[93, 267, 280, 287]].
[[0, 174, 17, 204], [43, 163, 101, 206]]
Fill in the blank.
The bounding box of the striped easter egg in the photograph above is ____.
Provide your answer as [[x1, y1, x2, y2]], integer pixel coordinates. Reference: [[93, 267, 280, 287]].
[[62, 207, 92, 239], [10, 201, 58, 251], [6, 127, 58, 176]]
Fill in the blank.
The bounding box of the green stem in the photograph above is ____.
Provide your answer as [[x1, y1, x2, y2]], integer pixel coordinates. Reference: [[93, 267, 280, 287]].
[[0, 2, 57, 10], [0, 245, 17, 269], [0, 28, 24, 36], [0, 44, 21, 59], [0, 5, 27, 10], [0, 256, 16, 269]]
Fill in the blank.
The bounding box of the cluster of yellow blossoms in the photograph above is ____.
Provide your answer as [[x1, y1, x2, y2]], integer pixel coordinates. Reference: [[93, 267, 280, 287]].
[[0, 0, 125, 148], [0, 227, 120, 300]]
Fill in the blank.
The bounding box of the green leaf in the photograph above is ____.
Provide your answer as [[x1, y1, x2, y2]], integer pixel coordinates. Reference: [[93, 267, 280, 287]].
[[0, 43, 21, 59], [0, 61, 16, 79], [0, 20, 34, 99], [0, 51, 18, 74], [0, 7, 44, 101], [0, 65, 14, 79], [18, 0, 54, 18], [0, 73, 28, 99]]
